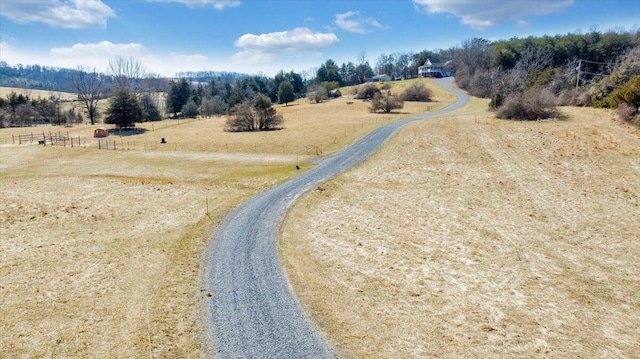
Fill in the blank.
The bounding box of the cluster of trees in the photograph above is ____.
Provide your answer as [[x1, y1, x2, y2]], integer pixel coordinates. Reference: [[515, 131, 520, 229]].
[[314, 50, 455, 87], [164, 70, 304, 117], [225, 94, 282, 132], [101, 58, 167, 129], [452, 30, 640, 121], [0, 91, 83, 127]]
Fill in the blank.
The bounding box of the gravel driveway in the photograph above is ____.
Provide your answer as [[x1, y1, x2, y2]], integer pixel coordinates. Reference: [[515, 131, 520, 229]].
[[203, 77, 469, 358]]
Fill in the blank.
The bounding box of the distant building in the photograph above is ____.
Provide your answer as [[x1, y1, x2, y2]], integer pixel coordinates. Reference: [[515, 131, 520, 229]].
[[418, 59, 454, 78], [371, 74, 392, 82]]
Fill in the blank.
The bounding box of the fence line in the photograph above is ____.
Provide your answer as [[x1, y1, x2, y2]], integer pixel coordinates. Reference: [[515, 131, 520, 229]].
[[93, 116, 396, 155], [12, 131, 72, 146], [9, 115, 403, 155]]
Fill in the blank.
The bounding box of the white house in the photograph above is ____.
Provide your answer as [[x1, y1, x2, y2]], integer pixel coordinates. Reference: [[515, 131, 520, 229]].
[[418, 59, 453, 78]]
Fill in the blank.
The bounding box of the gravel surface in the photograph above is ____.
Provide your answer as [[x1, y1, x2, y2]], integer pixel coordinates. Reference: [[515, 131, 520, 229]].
[[203, 78, 469, 358]]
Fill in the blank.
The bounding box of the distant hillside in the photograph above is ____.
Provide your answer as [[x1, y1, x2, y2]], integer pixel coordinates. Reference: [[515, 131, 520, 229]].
[[0, 87, 78, 100], [174, 70, 249, 84], [0, 61, 250, 93], [0, 62, 80, 92]]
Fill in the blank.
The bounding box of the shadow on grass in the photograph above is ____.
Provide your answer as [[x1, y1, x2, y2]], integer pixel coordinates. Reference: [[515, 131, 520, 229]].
[[109, 128, 148, 137]]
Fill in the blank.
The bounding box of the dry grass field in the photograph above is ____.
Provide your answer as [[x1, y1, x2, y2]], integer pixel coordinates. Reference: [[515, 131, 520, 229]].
[[0, 79, 451, 357], [0, 87, 79, 101], [280, 98, 640, 358]]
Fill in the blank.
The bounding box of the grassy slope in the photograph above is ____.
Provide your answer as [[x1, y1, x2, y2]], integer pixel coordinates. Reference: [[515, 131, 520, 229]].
[[280, 99, 640, 358]]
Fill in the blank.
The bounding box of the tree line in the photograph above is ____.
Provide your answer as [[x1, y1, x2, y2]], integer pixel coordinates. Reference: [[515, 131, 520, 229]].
[[2, 28, 638, 128], [0, 91, 83, 127], [451, 29, 640, 122]]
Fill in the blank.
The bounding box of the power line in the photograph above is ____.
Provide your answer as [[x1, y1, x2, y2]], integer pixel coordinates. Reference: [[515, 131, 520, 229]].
[[579, 58, 640, 66], [574, 57, 640, 88]]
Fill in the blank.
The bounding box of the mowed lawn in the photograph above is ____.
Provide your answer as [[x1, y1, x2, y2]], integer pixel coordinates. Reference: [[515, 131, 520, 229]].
[[280, 99, 640, 358], [0, 79, 451, 357]]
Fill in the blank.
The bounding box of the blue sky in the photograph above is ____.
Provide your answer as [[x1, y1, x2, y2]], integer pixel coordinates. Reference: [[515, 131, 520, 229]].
[[0, 0, 638, 77]]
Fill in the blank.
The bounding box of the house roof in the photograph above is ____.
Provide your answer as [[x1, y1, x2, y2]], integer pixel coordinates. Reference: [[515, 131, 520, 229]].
[[418, 59, 453, 69]]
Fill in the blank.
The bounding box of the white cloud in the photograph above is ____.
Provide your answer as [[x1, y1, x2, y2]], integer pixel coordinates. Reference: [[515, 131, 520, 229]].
[[334, 11, 387, 34], [0, 0, 115, 29], [234, 27, 338, 54], [145, 0, 240, 9], [169, 52, 208, 63], [51, 41, 148, 58], [45, 41, 148, 70], [0, 42, 20, 63], [232, 28, 338, 72], [413, 0, 574, 29]]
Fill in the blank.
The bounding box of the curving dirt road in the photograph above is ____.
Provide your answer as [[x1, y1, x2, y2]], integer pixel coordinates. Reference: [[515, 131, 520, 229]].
[[203, 78, 469, 358]]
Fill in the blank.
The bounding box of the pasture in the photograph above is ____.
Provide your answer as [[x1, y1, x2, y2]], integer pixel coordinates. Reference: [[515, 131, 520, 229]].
[[0, 79, 451, 357], [281, 98, 640, 358]]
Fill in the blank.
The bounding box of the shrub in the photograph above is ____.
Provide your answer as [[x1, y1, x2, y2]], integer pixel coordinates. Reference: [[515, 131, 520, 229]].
[[181, 99, 199, 118], [253, 94, 282, 131], [607, 76, 640, 109], [225, 95, 282, 132], [576, 92, 593, 107], [489, 90, 505, 109], [226, 100, 255, 131], [369, 91, 404, 113], [496, 88, 559, 121], [355, 83, 381, 100], [320, 81, 340, 92], [617, 103, 639, 126], [467, 70, 493, 98], [401, 82, 433, 102], [307, 86, 328, 103]]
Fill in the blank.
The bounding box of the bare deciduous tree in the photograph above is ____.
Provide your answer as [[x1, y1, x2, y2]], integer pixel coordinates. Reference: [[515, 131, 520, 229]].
[[108, 56, 146, 91], [514, 47, 553, 73], [72, 66, 104, 125], [456, 38, 491, 77], [226, 100, 255, 132]]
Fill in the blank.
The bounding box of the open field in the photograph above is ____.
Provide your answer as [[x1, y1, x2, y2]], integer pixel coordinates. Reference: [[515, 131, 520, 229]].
[[0, 87, 78, 101], [1, 79, 451, 156], [0, 79, 451, 357], [280, 99, 640, 358]]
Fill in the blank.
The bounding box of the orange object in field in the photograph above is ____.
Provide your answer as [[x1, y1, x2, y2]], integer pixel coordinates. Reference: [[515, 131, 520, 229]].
[[93, 127, 109, 138]]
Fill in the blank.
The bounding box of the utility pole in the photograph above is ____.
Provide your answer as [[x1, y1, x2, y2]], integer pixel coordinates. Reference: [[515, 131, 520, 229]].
[[576, 59, 582, 90]]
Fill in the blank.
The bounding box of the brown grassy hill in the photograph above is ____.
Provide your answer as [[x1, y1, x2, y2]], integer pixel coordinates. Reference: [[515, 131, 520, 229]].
[[281, 99, 640, 358]]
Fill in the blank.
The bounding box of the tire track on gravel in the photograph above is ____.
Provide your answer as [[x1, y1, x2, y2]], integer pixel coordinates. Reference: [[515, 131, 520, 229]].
[[203, 78, 469, 358]]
